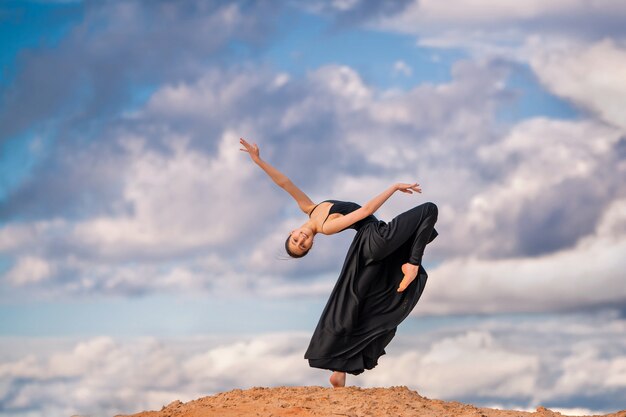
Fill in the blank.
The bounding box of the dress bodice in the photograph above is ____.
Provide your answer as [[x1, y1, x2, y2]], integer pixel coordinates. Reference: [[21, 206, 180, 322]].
[[310, 200, 378, 231]]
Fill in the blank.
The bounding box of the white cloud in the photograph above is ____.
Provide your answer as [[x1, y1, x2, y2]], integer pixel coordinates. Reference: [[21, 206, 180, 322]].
[[0, 220, 65, 253], [0, 333, 317, 417], [419, 197, 626, 315], [2, 313, 625, 416], [361, 0, 626, 123], [548, 344, 626, 399], [182, 334, 317, 392], [374, 0, 626, 45], [415, 0, 626, 23], [2, 58, 624, 311], [393, 60, 413, 77], [5, 256, 54, 285], [451, 117, 623, 258], [2, 5, 625, 414], [0, 336, 197, 417], [309, 65, 372, 108], [330, 0, 360, 12], [1, 16, 624, 316], [529, 38, 626, 130], [72, 131, 270, 257], [362, 330, 539, 399], [2, 60, 505, 296]]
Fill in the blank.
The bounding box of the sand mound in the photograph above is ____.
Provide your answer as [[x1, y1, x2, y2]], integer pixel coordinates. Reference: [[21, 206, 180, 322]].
[[116, 386, 626, 417]]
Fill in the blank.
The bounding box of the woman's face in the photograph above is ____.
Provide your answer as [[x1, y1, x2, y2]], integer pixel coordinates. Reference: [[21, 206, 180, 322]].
[[288, 226, 314, 256]]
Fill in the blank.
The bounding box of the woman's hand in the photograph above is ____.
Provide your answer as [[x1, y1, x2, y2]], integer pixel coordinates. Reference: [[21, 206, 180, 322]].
[[239, 138, 261, 162], [359, 182, 422, 221], [395, 183, 422, 194]]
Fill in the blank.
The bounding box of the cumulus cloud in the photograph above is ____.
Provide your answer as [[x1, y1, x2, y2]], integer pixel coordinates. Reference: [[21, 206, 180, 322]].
[[4, 256, 54, 285], [305, 0, 413, 26], [296, 0, 626, 317], [2, 56, 625, 314], [393, 60, 413, 77], [367, 0, 626, 48], [364, 330, 539, 402], [457, 117, 623, 258], [71, 131, 273, 257], [0, 58, 507, 296], [335, 0, 626, 134], [2, 313, 626, 416], [2, 5, 625, 417], [0, 0, 277, 144], [529, 38, 626, 130], [0, 333, 317, 417], [419, 195, 626, 315], [1, 0, 625, 320], [367, 312, 626, 411]]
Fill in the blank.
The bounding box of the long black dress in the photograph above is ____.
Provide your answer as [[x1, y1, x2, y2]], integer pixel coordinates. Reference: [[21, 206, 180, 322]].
[[304, 200, 438, 375]]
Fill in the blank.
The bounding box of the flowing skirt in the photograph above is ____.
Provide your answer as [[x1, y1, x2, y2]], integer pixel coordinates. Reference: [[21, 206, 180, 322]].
[[304, 202, 438, 375]]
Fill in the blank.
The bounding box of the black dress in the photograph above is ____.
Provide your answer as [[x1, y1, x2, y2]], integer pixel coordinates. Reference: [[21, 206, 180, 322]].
[[304, 200, 438, 375]]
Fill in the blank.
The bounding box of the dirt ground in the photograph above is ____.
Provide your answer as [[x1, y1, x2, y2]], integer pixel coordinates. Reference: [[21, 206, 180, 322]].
[[116, 386, 626, 417]]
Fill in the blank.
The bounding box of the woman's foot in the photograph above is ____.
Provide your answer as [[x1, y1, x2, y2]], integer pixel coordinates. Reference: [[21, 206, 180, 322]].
[[398, 263, 419, 292], [329, 371, 346, 388]]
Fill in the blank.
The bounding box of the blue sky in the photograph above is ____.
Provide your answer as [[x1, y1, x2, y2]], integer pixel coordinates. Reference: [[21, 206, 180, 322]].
[[1, 1, 626, 417]]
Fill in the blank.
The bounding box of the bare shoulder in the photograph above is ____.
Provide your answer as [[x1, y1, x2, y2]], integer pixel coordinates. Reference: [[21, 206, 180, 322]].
[[310, 201, 335, 231], [303, 202, 317, 215]]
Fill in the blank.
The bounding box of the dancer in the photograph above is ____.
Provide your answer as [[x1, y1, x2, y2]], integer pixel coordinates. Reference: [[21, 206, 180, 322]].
[[240, 138, 438, 388]]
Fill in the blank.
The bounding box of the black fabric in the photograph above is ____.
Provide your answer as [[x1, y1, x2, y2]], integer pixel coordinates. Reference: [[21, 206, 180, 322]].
[[304, 201, 438, 375], [322, 199, 379, 231]]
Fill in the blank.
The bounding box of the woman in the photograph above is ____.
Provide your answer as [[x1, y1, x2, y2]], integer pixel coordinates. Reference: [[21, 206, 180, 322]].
[[240, 138, 438, 388]]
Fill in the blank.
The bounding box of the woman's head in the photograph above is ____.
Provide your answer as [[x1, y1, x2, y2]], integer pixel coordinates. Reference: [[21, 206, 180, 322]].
[[285, 226, 314, 258]]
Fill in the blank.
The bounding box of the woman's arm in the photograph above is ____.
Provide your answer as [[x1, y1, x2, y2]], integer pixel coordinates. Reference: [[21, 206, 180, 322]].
[[322, 183, 421, 235], [240, 138, 315, 214]]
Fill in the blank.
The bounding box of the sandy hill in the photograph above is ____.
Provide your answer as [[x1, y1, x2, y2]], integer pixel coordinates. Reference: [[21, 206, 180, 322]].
[[116, 386, 626, 417]]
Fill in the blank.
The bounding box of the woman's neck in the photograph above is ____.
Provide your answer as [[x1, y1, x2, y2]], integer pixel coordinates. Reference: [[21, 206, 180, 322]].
[[302, 219, 318, 236]]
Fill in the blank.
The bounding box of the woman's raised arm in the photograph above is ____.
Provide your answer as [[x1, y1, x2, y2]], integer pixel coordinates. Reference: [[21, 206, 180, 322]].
[[239, 138, 315, 214]]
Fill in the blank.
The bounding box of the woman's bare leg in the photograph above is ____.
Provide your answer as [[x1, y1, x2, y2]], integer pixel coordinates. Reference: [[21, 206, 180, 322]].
[[329, 371, 346, 388]]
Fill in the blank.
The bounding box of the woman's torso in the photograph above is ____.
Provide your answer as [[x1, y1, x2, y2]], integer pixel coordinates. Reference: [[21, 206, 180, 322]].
[[309, 200, 378, 232]]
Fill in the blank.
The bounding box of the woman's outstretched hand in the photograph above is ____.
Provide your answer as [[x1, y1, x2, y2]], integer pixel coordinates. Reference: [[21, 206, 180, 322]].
[[239, 138, 260, 162], [395, 183, 422, 194]]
